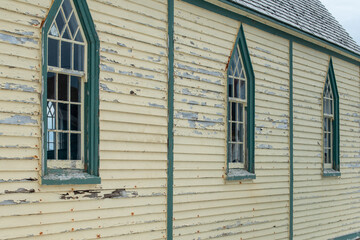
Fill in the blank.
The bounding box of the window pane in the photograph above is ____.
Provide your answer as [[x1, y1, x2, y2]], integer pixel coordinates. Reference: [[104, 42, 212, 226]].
[[240, 80, 246, 100], [231, 123, 236, 142], [238, 123, 244, 142], [71, 76, 81, 102], [49, 24, 59, 37], [48, 38, 59, 67], [238, 144, 244, 163], [228, 78, 233, 98], [58, 74, 69, 101], [47, 72, 56, 100], [231, 143, 238, 162], [75, 31, 84, 42], [47, 101, 56, 130], [238, 104, 243, 122], [58, 103, 68, 130], [58, 132, 68, 160], [70, 133, 81, 160], [62, 0, 72, 20], [68, 14, 79, 36], [55, 10, 65, 34], [231, 102, 236, 121], [61, 41, 72, 69], [71, 104, 81, 131], [234, 79, 239, 98], [47, 131, 56, 159], [74, 44, 84, 71]]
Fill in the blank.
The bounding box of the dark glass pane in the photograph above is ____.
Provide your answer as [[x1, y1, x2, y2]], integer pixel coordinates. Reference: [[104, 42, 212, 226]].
[[231, 143, 238, 163], [74, 44, 84, 71], [238, 104, 243, 122], [234, 79, 239, 98], [47, 101, 56, 130], [49, 24, 59, 37], [239, 144, 244, 163], [240, 80, 246, 100], [58, 74, 69, 101], [58, 103, 68, 130], [234, 63, 240, 78], [62, 0, 72, 20], [68, 13, 79, 36], [63, 27, 71, 40], [231, 123, 236, 142], [47, 131, 56, 159], [327, 119, 331, 133], [48, 38, 59, 67], [324, 133, 328, 147], [238, 123, 244, 142], [324, 149, 328, 163], [56, 10, 65, 34], [328, 132, 331, 148], [228, 78, 233, 98], [47, 72, 56, 100], [71, 76, 81, 102], [61, 41, 72, 69], [71, 104, 81, 131], [237, 57, 243, 73], [58, 132, 68, 160], [330, 100, 333, 114], [240, 69, 245, 79], [70, 133, 81, 160], [75, 31, 84, 42], [231, 102, 236, 121]]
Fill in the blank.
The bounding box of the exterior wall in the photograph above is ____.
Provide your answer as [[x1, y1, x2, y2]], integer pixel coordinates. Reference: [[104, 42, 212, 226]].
[[0, 0, 168, 239], [0, 0, 359, 239], [293, 43, 360, 240], [173, 2, 290, 239]]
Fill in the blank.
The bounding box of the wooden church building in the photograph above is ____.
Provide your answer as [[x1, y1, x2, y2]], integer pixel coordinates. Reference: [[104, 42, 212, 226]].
[[0, 0, 359, 239]]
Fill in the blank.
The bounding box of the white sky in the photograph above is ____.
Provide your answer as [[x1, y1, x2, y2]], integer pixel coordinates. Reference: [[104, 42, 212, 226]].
[[320, 0, 360, 45]]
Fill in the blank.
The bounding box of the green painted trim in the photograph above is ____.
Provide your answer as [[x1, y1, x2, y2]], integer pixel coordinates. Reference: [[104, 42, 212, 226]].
[[322, 58, 340, 174], [41, 0, 100, 184], [323, 171, 341, 177], [226, 174, 256, 181], [41, 169, 101, 185], [182, 0, 360, 66], [289, 40, 294, 240], [226, 24, 255, 178], [331, 231, 360, 240], [167, 0, 174, 239], [328, 58, 340, 172]]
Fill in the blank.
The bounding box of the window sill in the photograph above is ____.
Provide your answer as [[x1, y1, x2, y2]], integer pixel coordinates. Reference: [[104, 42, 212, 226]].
[[323, 168, 341, 177], [226, 168, 256, 181], [42, 169, 101, 185]]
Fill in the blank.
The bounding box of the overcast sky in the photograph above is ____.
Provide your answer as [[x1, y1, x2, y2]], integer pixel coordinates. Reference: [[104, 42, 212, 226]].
[[320, 0, 360, 45]]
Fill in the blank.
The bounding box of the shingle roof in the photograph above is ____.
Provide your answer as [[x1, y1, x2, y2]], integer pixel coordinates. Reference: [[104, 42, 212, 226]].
[[229, 0, 360, 56]]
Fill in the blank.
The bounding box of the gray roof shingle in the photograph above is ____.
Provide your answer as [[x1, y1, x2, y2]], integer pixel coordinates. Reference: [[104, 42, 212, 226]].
[[229, 0, 360, 55]]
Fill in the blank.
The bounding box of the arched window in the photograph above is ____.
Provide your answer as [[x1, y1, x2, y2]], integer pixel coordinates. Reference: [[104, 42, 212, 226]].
[[226, 25, 255, 180], [322, 58, 340, 176], [42, 0, 100, 184]]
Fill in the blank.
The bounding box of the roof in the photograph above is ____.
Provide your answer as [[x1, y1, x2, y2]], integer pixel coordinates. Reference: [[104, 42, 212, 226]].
[[228, 0, 360, 56]]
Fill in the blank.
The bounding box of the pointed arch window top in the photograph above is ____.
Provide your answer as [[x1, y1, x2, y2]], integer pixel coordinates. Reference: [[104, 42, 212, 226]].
[[48, 0, 84, 43]]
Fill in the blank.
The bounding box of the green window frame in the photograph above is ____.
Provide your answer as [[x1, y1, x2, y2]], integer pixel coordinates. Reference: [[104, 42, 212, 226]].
[[322, 58, 340, 177], [226, 25, 255, 180], [41, 0, 100, 185]]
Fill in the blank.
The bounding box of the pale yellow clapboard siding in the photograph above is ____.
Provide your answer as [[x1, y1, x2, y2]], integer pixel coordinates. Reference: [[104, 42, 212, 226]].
[[0, 0, 168, 239]]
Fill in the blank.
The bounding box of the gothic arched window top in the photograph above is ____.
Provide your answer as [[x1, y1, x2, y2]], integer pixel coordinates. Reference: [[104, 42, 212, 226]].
[[41, 0, 100, 185]]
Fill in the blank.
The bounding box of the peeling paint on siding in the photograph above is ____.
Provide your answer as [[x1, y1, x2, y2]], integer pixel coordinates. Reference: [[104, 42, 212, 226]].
[[0, 115, 37, 125], [0, 33, 38, 45]]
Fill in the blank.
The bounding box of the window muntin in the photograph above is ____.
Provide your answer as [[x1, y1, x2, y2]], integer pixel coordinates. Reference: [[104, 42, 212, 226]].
[[46, 0, 86, 170], [228, 44, 247, 169], [323, 76, 333, 169]]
